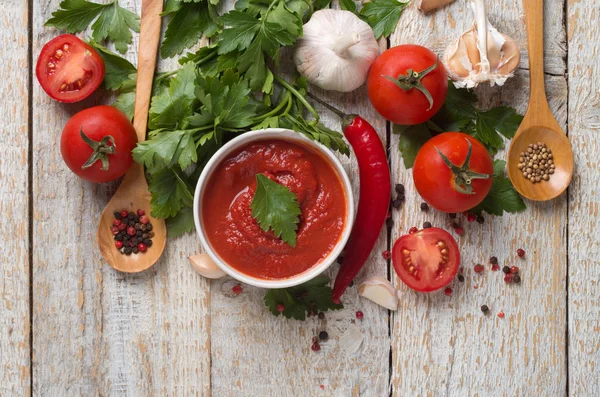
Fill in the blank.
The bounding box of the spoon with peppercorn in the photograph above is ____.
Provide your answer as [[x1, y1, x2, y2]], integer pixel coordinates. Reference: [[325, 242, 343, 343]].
[[506, 0, 573, 201], [96, 0, 167, 272]]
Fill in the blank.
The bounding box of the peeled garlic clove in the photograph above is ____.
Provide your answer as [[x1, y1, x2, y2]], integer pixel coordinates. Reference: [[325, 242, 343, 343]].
[[188, 253, 226, 279], [339, 325, 364, 355], [358, 276, 398, 311], [443, 0, 520, 88], [416, 0, 455, 13], [294, 9, 379, 92]]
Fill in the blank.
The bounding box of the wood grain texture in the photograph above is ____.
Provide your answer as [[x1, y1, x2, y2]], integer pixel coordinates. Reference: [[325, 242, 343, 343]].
[[32, 1, 210, 395], [389, 1, 568, 395], [0, 0, 30, 395], [566, 0, 600, 395]]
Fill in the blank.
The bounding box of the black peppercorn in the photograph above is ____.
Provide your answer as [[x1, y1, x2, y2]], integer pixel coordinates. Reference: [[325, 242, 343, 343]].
[[423, 221, 432, 229], [142, 233, 149, 239], [386, 218, 394, 228], [395, 184, 405, 195], [449, 213, 457, 219], [123, 247, 132, 254], [318, 312, 325, 320], [147, 224, 153, 231], [420, 202, 429, 211], [458, 274, 465, 282], [481, 305, 489, 313], [490, 256, 498, 265], [128, 221, 135, 227], [392, 199, 402, 209], [513, 274, 521, 283], [115, 235, 123, 241], [136, 231, 142, 237], [140, 224, 147, 231], [502, 266, 511, 274], [476, 215, 485, 224], [319, 331, 328, 341], [146, 240, 153, 247], [132, 247, 139, 254], [113, 212, 121, 219]]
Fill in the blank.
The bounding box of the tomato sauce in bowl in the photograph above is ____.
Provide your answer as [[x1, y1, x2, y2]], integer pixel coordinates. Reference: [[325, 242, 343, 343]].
[[201, 139, 347, 280]]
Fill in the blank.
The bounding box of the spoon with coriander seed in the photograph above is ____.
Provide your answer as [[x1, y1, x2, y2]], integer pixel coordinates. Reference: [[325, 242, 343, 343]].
[[96, 0, 167, 272], [506, 0, 573, 201]]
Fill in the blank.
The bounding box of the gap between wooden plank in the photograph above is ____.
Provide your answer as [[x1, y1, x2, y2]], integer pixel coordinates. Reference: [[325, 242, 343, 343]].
[[27, 0, 34, 394]]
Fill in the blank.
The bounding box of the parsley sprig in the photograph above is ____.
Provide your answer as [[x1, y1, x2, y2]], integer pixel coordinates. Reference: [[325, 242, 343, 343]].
[[264, 275, 343, 320], [46, 0, 140, 53], [251, 174, 301, 247]]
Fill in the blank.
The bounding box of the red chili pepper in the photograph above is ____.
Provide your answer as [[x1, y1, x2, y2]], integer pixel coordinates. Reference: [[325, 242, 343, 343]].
[[308, 94, 391, 303]]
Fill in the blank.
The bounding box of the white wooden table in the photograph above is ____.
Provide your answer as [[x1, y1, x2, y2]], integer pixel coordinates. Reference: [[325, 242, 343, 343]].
[[1, 0, 599, 395]]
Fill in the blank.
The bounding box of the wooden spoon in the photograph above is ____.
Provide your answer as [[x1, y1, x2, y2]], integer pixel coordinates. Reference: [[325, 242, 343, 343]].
[[96, 0, 166, 272], [506, 0, 573, 201]]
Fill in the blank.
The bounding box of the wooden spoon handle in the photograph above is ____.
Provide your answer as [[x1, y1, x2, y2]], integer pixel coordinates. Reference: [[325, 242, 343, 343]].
[[523, 0, 547, 107], [133, 0, 163, 143]]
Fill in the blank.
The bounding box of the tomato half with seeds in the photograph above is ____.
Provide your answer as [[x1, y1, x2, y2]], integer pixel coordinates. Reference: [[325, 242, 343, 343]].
[[392, 228, 460, 292], [36, 34, 105, 103]]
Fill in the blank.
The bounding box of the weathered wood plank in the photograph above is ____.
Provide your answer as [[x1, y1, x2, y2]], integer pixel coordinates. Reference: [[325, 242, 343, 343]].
[[389, 1, 568, 395], [208, 4, 390, 396], [566, 0, 600, 395], [0, 0, 30, 395], [32, 1, 210, 395]]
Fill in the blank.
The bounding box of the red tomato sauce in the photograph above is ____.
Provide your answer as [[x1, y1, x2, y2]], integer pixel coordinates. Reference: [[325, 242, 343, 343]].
[[202, 139, 347, 280]]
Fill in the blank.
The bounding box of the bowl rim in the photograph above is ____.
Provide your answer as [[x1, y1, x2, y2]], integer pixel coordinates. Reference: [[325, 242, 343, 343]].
[[193, 128, 354, 289]]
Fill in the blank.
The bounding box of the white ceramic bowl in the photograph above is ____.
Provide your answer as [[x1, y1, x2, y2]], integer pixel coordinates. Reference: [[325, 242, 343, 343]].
[[193, 128, 354, 289]]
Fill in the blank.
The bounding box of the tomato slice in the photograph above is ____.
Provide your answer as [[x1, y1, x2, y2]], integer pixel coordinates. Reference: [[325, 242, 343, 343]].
[[392, 228, 460, 292], [36, 34, 105, 103]]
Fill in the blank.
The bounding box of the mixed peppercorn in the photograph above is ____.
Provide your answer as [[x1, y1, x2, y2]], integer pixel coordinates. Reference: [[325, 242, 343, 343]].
[[111, 209, 154, 255]]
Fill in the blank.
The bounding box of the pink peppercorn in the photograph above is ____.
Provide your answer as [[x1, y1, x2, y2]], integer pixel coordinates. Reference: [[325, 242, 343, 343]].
[[127, 226, 136, 236], [504, 274, 513, 283], [498, 312, 505, 318], [276, 304, 285, 312], [311, 342, 321, 352], [382, 250, 391, 260], [510, 266, 520, 274], [454, 226, 464, 236], [356, 311, 364, 320], [444, 287, 452, 296], [139, 215, 150, 225], [115, 241, 123, 249], [137, 209, 145, 216], [466, 213, 476, 222], [491, 264, 500, 271], [232, 284, 243, 295], [409, 227, 418, 234], [474, 264, 484, 273], [517, 248, 525, 258]]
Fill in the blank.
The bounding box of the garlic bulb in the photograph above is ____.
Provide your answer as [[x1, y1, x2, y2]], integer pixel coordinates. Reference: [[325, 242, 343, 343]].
[[188, 253, 226, 279], [416, 0, 455, 13], [443, 0, 520, 88], [358, 276, 398, 310], [294, 9, 379, 92]]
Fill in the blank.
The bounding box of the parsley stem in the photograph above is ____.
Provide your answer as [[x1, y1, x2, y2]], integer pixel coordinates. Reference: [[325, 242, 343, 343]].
[[252, 91, 292, 121], [274, 75, 320, 122]]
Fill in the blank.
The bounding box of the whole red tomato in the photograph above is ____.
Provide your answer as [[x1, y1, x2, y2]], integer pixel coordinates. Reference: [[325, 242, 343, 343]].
[[413, 132, 493, 213], [60, 106, 137, 183], [36, 34, 105, 103], [367, 45, 447, 125]]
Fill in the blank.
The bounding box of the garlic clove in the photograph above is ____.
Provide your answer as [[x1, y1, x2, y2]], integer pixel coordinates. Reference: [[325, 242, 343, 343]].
[[339, 325, 364, 355], [443, 0, 520, 88], [294, 9, 379, 92], [416, 0, 455, 13], [188, 253, 226, 279], [358, 276, 398, 311]]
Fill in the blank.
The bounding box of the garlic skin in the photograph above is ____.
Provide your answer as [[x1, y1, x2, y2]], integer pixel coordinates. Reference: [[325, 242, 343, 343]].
[[294, 10, 379, 92], [188, 253, 226, 279], [416, 0, 455, 13], [443, 0, 520, 88], [358, 276, 398, 311]]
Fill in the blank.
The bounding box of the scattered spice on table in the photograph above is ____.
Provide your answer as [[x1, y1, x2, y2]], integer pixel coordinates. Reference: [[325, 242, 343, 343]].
[[454, 226, 464, 236], [382, 250, 392, 260], [409, 226, 418, 234], [420, 202, 429, 211], [423, 221, 432, 229], [518, 142, 554, 183], [232, 284, 243, 295], [466, 213, 476, 222], [318, 312, 325, 319], [319, 331, 329, 341], [481, 305, 489, 313], [474, 264, 484, 273], [444, 287, 453, 296], [513, 274, 521, 283], [517, 248, 526, 258], [476, 215, 485, 224], [355, 311, 364, 320], [497, 311, 505, 318], [112, 209, 153, 255], [502, 266, 511, 274], [311, 342, 321, 352], [457, 274, 465, 282]]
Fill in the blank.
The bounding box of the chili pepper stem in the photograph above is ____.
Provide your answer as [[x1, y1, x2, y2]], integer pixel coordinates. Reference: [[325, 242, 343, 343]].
[[306, 92, 357, 129]]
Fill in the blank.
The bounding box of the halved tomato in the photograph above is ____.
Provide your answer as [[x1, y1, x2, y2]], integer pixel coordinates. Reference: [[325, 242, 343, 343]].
[[392, 228, 460, 292], [36, 34, 105, 103]]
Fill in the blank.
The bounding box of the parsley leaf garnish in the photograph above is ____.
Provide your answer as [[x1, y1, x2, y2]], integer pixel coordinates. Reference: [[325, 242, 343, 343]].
[[360, 0, 410, 39], [264, 275, 343, 320], [88, 41, 136, 90], [471, 160, 526, 215], [251, 174, 301, 247], [46, 0, 140, 54]]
